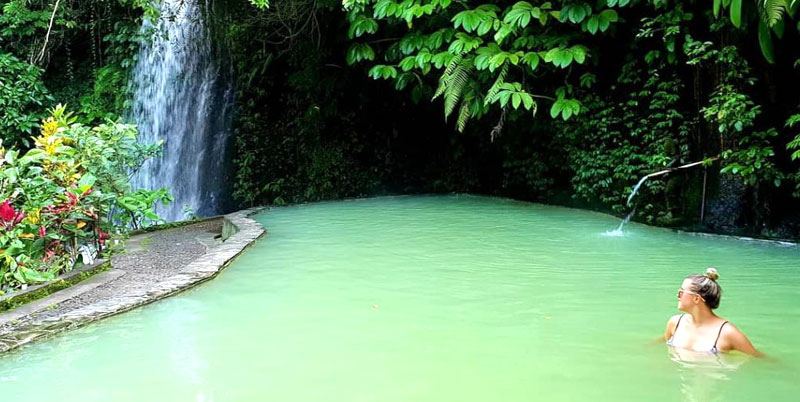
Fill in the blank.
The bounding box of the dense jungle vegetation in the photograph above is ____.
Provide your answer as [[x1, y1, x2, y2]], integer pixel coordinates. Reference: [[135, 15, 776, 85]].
[[229, 0, 800, 237], [2, 1, 800, 288]]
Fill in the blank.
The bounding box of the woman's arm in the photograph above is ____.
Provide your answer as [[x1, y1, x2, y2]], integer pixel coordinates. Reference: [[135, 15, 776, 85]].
[[663, 314, 681, 341], [724, 324, 764, 357]]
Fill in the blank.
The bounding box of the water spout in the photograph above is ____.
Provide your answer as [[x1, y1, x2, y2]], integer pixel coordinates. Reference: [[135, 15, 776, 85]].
[[626, 158, 720, 208], [605, 208, 636, 237], [626, 176, 649, 206]]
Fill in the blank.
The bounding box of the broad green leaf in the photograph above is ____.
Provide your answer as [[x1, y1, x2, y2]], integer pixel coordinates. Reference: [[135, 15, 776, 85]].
[[585, 16, 599, 34], [568, 5, 586, 23], [494, 24, 514, 43], [550, 101, 563, 118], [571, 46, 587, 64], [78, 173, 96, 192], [368, 65, 398, 80], [399, 56, 416, 71], [773, 19, 785, 38], [521, 93, 534, 110], [730, 0, 742, 28], [758, 20, 776, 64], [563, 105, 573, 120], [512, 93, 522, 109], [522, 52, 540, 69], [431, 52, 455, 68], [346, 43, 375, 65]]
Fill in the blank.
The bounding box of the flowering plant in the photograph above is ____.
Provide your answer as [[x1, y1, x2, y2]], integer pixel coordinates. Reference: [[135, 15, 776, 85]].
[[0, 105, 170, 291]]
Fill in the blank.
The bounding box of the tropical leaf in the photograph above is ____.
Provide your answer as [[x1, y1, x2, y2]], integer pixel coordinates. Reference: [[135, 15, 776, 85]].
[[368, 65, 398, 80], [758, 19, 776, 63], [730, 0, 742, 28], [484, 64, 509, 106], [759, 0, 788, 26], [433, 55, 475, 120], [346, 43, 375, 65]]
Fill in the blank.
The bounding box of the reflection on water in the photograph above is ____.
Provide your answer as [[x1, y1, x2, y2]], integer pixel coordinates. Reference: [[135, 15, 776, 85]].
[[669, 346, 751, 402]]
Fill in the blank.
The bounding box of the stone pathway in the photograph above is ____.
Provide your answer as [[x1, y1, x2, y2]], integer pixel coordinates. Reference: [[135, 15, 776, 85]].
[[0, 209, 265, 353]]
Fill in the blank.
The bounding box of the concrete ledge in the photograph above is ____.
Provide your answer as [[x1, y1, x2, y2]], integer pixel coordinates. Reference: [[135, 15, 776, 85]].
[[0, 207, 266, 354], [0, 260, 111, 313], [0, 270, 126, 326]]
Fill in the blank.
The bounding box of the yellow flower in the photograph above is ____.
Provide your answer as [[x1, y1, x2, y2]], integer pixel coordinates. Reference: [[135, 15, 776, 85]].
[[25, 209, 40, 225], [41, 119, 59, 138], [76, 221, 86, 229], [19, 233, 35, 240]]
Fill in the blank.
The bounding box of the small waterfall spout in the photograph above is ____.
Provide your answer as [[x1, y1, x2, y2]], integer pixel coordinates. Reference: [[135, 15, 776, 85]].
[[626, 158, 720, 208], [626, 176, 649, 207], [605, 208, 636, 237], [615, 158, 720, 235], [130, 0, 234, 222]]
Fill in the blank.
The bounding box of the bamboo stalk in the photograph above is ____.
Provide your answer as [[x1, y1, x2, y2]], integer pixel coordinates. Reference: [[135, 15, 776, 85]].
[[701, 167, 708, 223], [645, 157, 719, 179]]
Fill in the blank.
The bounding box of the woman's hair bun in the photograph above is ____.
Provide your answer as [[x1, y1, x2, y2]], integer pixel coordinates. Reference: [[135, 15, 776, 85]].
[[705, 267, 720, 281]]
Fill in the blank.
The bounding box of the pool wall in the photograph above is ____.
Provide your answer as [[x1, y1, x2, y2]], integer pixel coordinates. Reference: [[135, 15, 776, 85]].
[[0, 208, 266, 354]]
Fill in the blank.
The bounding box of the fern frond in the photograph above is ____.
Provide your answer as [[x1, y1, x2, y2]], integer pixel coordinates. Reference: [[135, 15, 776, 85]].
[[444, 63, 472, 118], [433, 55, 463, 100], [484, 64, 509, 107], [760, 0, 788, 26], [457, 99, 472, 132]]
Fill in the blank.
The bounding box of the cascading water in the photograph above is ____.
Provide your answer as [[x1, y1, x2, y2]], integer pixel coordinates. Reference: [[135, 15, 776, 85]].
[[129, 0, 234, 222], [605, 208, 636, 237], [605, 175, 648, 236], [626, 175, 649, 206]]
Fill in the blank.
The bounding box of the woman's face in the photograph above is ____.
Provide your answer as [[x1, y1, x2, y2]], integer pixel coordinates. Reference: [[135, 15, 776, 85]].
[[677, 278, 700, 311]]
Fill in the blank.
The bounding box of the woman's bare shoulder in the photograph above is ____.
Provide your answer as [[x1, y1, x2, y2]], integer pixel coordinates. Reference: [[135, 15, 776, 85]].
[[666, 314, 683, 325], [720, 321, 763, 356], [720, 320, 746, 337], [664, 314, 683, 336]]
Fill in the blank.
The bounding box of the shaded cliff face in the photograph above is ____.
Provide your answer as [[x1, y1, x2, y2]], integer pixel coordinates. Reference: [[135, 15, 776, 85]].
[[130, 0, 235, 222]]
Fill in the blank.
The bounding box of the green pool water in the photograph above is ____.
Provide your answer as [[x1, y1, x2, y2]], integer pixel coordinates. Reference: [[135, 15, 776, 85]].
[[1, 195, 798, 401]]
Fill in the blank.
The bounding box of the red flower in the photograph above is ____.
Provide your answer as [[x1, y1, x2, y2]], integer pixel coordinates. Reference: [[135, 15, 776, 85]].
[[39, 226, 46, 237], [0, 199, 14, 222], [81, 188, 93, 197], [97, 228, 108, 245]]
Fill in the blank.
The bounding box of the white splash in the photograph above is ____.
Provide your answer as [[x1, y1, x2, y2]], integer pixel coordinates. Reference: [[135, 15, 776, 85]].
[[605, 209, 636, 237]]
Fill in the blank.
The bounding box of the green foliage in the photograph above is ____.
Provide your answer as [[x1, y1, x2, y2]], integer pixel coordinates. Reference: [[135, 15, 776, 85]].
[[250, 0, 271, 9], [0, 105, 169, 291], [559, 63, 690, 219], [342, 0, 614, 132], [0, 52, 51, 147]]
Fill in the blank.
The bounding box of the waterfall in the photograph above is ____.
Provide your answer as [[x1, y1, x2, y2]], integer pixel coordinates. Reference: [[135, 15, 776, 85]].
[[129, 0, 234, 222], [605, 208, 636, 237]]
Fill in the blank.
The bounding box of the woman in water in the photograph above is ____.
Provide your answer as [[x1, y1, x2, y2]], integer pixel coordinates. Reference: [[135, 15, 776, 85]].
[[664, 268, 762, 357]]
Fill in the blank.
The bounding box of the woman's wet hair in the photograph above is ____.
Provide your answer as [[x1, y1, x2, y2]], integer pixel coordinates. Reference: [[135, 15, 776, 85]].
[[686, 267, 722, 309]]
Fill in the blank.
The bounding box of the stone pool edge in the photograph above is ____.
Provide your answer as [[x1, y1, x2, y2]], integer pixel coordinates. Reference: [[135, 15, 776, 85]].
[[0, 208, 266, 355]]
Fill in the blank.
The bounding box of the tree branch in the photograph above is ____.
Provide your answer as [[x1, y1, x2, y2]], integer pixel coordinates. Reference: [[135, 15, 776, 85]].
[[35, 0, 61, 65]]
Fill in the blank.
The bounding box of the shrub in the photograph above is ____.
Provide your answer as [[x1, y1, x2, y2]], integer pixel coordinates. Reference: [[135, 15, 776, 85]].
[[0, 105, 170, 292]]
